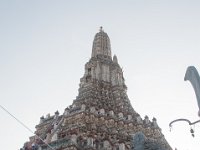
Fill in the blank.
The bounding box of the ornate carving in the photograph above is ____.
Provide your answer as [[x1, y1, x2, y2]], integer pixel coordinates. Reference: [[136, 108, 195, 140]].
[[21, 28, 172, 150]]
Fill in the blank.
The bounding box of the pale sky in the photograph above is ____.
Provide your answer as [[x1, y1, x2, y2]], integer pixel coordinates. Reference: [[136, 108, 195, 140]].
[[0, 0, 200, 149]]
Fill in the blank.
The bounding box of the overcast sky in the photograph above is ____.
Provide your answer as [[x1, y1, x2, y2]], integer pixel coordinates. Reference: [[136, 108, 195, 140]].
[[0, 0, 200, 149]]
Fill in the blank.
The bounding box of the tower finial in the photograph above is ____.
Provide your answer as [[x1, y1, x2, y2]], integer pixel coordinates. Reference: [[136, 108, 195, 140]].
[[100, 26, 103, 32], [92, 27, 111, 58], [113, 55, 118, 64]]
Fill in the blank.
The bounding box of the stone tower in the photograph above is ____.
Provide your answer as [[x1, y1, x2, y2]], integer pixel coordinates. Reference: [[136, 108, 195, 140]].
[[21, 27, 172, 150]]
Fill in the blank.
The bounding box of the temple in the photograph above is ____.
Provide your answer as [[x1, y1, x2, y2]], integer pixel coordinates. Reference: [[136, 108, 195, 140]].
[[21, 27, 172, 150]]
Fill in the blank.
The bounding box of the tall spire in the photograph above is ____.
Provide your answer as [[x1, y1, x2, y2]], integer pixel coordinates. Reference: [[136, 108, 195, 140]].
[[21, 28, 173, 150], [91, 27, 112, 58]]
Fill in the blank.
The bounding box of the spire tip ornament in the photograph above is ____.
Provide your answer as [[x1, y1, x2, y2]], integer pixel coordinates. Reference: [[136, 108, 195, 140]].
[[99, 26, 103, 32], [92, 27, 111, 58]]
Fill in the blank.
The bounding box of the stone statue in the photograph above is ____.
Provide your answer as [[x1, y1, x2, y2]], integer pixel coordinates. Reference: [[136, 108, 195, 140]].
[[184, 66, 200, 116], [132, 132, 146, 150]]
